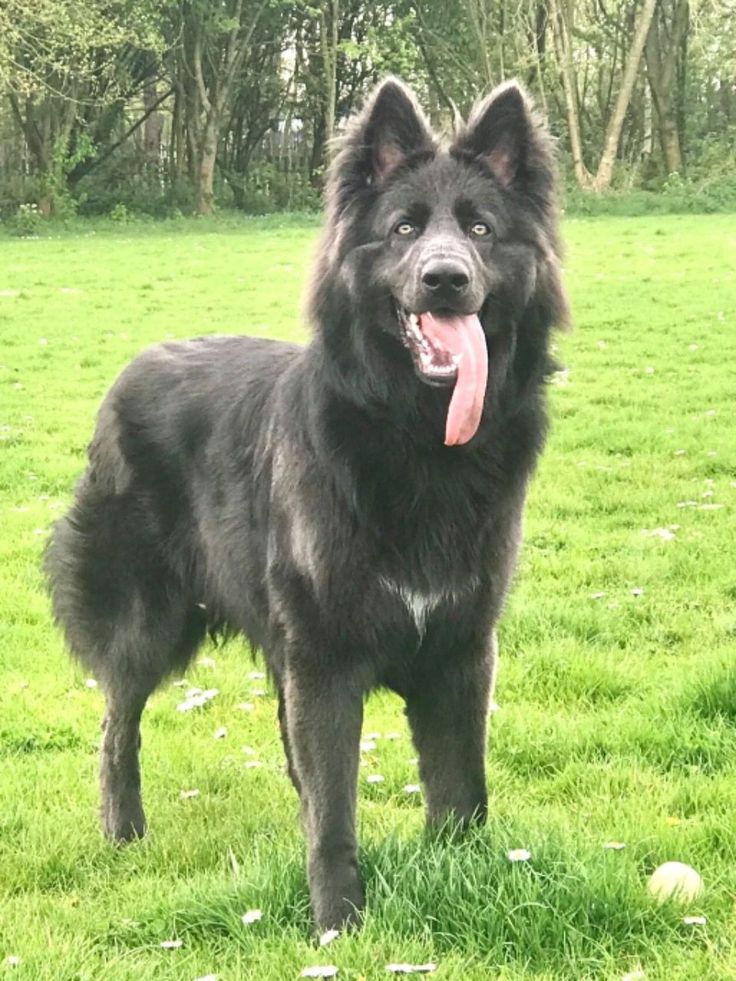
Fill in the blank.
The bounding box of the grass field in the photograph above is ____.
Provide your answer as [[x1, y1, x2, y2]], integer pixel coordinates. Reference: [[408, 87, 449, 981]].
[[1, 213, 735, 980]]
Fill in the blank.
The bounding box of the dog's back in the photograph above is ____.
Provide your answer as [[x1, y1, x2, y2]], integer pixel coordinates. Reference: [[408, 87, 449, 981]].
[[46, 335, 300, 692]]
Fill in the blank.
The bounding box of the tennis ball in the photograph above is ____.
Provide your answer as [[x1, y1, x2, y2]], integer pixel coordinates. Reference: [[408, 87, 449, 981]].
[[647, 862, 703, 903]]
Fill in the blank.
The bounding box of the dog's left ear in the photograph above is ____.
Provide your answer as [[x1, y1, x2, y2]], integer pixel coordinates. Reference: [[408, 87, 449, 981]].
[[453, 81, 549, 190]]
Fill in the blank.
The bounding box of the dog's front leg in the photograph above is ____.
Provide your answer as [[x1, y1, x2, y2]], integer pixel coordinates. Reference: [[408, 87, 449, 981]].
[[405, 629, 497, 830], [283, 665, 365, 932]]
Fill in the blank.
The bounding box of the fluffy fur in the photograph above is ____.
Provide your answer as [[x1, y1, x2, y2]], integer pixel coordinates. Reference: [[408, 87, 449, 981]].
[[46, 77, 568, 932]]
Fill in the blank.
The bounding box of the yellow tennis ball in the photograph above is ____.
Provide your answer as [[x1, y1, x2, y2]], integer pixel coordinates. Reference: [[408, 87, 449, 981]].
[[647, 862, 703, 903]]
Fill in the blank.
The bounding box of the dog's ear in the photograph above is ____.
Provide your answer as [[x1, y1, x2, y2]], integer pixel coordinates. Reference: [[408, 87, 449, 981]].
[[453, 81, 550, 191], [330, 77, 435, 198], [361, 78, 435, 181]]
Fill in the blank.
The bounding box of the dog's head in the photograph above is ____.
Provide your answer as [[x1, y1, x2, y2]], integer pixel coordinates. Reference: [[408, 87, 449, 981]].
[[309, 78, 568, 447]]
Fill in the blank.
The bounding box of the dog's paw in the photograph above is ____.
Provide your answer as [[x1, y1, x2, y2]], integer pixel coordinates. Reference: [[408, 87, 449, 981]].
[[311, 873, 365, 934], [101, 804, 146, 843], [313, 897, 363, 935]]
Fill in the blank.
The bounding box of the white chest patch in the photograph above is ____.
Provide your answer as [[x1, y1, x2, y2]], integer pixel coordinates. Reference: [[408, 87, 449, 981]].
[[380, 577, 479, 634]]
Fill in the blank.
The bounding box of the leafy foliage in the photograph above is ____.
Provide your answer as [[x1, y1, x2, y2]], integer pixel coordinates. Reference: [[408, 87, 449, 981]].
[[0, 0, 734, 214]]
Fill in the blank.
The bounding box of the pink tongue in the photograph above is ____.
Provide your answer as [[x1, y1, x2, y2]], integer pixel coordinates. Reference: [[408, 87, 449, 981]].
[[418, 312, 489, 446]]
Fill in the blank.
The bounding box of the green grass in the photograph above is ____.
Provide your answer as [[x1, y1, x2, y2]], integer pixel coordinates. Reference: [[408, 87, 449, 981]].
[[1, 213, 735, 980]]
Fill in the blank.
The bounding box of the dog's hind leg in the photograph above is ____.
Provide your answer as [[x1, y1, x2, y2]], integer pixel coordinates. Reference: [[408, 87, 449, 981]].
[[47, 495, 207, 842], [99, 601, 206, 841], [100, 686, 148, 841], [97, 596, 207, 842]]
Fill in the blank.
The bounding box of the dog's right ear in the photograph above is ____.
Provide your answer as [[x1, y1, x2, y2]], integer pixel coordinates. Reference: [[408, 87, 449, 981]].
[[328, 78, 435, 207], [359, 78, 435, 182]]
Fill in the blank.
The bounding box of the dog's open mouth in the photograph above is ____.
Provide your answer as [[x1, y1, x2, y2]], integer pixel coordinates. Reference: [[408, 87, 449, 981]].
[[398, 307, 489, 447], [400, 310, 461, 384]]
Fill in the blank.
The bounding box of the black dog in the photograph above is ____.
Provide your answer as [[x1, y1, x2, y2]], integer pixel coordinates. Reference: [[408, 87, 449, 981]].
[[46, 78, 568, 931]]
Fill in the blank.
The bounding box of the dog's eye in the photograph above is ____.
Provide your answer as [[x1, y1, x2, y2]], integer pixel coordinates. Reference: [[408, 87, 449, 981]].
[[394, 221, 416, 237], [471, 222, 491, 237]]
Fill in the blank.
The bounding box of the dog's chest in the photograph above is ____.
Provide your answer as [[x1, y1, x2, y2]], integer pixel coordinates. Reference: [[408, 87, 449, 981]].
[[379, 576, 479, 634]]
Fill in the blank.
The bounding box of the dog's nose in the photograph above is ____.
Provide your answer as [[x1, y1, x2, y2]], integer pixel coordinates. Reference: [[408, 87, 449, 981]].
[[421, 260, 470, 296]]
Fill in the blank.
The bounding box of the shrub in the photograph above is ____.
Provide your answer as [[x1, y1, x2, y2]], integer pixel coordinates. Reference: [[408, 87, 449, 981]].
[[227, 163, 321, 214], [109, 202, 131, 223], [563, 174, 736, 217], [5, 203, 44, 237]]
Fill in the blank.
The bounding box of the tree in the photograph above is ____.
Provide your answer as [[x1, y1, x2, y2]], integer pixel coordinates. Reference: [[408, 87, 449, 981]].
[[320, 0, 340, 147], [645, 0, 689, 174], [550, 0, 593, 187], [0, 0, 733, 213], [592, 0, 659, 189], [0, 0, 164, 213], [547, 0, 658, 189], [219, 6, 288, 210], [170, 0, 267, 215]]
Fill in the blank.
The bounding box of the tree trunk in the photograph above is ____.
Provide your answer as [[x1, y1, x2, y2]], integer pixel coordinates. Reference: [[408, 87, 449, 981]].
[[9, 93, 78, 215], [309, 113, 327, 185], [642, 80, 653, 160], [592, 0, 659, 191], [196, 116, 218, 215], [528, 1, 549, 114], [464, 0, 495, 88], [659, 109, 683, 173], [188, 1, 266, 213], [9, 94, 51, 208], [185, 83, 201, 186], [37, 195, 53, 218], [170, 85, 186, 184], [143, 80, 163, 174], [645, 0, 688, 175], [320, 0, 339, 149], [551, 0, 592, 187]]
